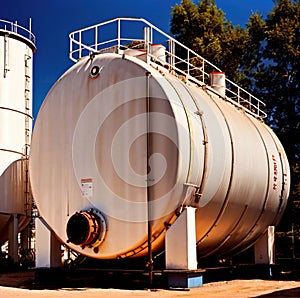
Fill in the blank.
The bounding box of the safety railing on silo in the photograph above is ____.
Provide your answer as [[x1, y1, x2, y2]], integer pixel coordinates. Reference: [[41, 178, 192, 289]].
[[69, 17, 266, 119], [0, 18, 36, 44]]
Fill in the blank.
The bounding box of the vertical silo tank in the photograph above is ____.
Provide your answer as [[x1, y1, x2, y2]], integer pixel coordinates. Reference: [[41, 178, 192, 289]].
[[29, 18, 290, 260], [0, 19, 36, 245]]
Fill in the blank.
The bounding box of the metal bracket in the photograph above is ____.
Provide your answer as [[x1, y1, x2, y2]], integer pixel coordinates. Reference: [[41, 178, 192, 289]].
[[183, 182, 202, 204]]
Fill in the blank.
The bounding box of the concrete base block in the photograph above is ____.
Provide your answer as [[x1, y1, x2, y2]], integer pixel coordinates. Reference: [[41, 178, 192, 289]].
[[167, 270, 204, 288]]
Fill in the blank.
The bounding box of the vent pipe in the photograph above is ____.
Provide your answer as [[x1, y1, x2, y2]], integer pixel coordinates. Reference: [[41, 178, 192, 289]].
[[210, 72, 226, 97]]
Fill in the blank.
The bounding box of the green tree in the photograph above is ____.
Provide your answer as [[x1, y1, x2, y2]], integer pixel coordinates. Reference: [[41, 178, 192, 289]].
[[170, 0, 249, 82]]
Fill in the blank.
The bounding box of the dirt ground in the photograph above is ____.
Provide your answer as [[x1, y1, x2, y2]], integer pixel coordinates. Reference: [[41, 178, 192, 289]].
[[0, 271, 300, 297]]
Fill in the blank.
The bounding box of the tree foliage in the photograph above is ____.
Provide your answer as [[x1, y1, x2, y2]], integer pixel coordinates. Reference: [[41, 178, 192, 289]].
[[170, 0, 249, 82], [171, 0, 300, 253]]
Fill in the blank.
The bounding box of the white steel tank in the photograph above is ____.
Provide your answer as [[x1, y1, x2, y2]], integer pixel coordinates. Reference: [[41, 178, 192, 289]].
[[0, 19, 35, 245], [29, 18, 290, 260]]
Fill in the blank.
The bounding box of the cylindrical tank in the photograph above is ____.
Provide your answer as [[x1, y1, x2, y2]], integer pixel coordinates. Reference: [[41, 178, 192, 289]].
[[29, 52, 290, 260], [0, 19, 35, 245]]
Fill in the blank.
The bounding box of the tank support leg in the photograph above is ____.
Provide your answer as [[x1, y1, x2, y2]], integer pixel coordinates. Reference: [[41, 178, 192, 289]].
[[20, 225, 30, 251], [165, 207, 197, 269], [35, 217, 62, 268], [8, 213, 19, 264], [165, 207, 203, 288], [254, 225, 275, 265]]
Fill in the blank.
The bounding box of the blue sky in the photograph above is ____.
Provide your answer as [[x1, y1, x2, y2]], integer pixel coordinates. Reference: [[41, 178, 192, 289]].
[[1, 0, 275, 119]]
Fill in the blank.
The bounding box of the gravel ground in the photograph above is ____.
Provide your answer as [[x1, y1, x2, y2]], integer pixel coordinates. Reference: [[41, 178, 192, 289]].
[[0, 271, 300, 297]]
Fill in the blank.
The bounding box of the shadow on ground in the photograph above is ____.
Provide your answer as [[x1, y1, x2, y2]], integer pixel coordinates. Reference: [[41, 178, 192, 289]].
[[256, 287, 300, 297]]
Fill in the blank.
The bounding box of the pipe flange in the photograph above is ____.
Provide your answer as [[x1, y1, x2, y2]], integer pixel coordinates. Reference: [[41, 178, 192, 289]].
[[66, 208, 106, 249]]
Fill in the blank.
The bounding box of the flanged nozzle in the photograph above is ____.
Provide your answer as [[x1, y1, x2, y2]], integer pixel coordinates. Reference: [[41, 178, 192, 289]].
[[66, 209, 106, 248]]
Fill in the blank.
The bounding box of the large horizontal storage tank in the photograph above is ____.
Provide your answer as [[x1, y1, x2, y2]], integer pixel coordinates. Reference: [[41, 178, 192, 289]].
[[29, 18, 290, 261], [0, 19, 35, 245]]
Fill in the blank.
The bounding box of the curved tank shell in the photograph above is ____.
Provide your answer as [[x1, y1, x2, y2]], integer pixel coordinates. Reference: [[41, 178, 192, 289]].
[[0, 159, 31, 245], [29, 52, 290, 260], [0, 21, 35, 244]]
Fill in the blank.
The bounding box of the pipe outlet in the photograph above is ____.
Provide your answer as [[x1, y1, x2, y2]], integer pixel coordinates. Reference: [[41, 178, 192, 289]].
[[66, 209, 106, 249]]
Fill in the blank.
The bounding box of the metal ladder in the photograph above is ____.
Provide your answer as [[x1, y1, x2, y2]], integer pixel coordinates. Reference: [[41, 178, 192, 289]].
[[24, 50, 32, 217]]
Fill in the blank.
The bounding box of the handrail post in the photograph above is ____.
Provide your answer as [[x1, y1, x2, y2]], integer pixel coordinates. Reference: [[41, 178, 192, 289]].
[[144, 27, 150, 52], [79, 31, 82, 60], [117, 19, 121, 54], [150, 27, 153, 44], [187, 50, 190, 77], [202, 59, 205, 83], [29, 18, 32, 41], [144, 27, 151, 63], [69, 33, 72, 61], [168, 39, 175, 73], [94, 26, 98, 52]]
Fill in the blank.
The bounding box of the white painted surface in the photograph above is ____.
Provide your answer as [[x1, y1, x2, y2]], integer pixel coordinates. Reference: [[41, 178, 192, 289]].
[[0, 31, 34, 175], [165, 207, 197, 270], [210, 72, 226, 96], [0, 28, 35, 244], [29, 52, 290, 260], [255, 226, 275, 265], [35, 218, 51, 268]]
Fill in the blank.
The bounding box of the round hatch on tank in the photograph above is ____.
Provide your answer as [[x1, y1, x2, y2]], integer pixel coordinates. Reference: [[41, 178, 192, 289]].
[[90, 65, 102, 79]]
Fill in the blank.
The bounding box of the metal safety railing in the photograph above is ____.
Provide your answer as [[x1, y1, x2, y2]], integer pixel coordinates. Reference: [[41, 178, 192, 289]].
[[0, 18, 36, 44], [69, 17, 266, 119]]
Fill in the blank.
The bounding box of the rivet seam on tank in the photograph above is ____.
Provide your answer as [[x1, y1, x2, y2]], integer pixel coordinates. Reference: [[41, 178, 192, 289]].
[[90, 65, 103, 79]]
